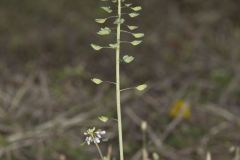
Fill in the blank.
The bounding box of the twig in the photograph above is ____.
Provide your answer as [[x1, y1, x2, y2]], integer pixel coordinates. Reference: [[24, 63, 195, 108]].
[[197, 122, 229, 156], [0, 111, 94, 157], [10, 75, 33, 111], [201, 104, 240, 126]]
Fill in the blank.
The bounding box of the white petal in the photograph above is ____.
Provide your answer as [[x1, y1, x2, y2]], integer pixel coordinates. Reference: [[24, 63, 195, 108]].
[[94, 138, 100, 144]]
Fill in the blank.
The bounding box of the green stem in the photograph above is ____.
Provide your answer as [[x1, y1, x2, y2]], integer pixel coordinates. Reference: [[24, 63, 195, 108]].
[[95, 143, 104, 160], [116, 0, 124, 160]]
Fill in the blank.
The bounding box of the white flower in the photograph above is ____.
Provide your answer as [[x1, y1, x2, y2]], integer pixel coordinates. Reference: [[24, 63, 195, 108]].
[[85, 136, 93, 145], [83, 128, 106, 145], [95, 130, 106, 139], [93, 137, 100, 144]]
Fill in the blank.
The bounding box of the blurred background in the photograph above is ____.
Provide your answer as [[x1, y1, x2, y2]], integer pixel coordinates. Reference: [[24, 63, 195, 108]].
[[0, 0, 240, 159]]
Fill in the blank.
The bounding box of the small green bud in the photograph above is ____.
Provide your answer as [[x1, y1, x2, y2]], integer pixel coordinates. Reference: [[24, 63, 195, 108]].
[[136, 84, 147, 91], [91, 44, 103, 51], [98, 116, 109, 123], [125, 3, 132, 7], [141, 121, 147, 131], [131, 40, 142, 46], [127, 25, 139, 30], [123, 55, 135, 63], [101, 6, 112, 13], [109, 43, 118, 48], [97, 27, 111, 35], [129, 12, 140, 18], [131, 6, 142, 11], [132, 33, 144, 38], [95, 18, 107, 24], [91, 78, 103, 84], [114, 18, 125, 24]]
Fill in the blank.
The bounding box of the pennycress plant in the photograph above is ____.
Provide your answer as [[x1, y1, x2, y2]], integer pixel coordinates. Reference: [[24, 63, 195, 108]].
[[85, 0, 147, 160]]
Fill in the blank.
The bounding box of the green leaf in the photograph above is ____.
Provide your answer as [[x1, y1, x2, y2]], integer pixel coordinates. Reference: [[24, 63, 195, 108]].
[[123, 55, 135, 63], [91, 44, 103, 51], [129, 12, 140, 18], [101, 6, 112, 13], [127, 25, 139, 30], [98, 116, 109, 123], [97, 27, 111, 35], [131, 40, 142, 46], [109, 43, 118, 48], [114, 18, 125, 24], [112, 0, 117, 3], [91, 78, 103, 84], [131, 6, 142, 11], [136, 84, 148, 91], [95, 18, 107, 24], [132, 33, 144, 38]]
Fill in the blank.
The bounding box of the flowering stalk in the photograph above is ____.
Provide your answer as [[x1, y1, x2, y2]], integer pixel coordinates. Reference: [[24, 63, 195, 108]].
[[90, 0, 146, 159], [116, 1, 124, 160]]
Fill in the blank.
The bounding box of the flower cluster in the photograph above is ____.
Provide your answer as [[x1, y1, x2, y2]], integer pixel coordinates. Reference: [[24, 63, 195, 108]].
[[84, 127, 106, 145]]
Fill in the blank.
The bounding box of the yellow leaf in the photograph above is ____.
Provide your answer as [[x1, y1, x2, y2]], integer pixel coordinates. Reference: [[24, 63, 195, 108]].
[[169, 100, 191, 119]]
